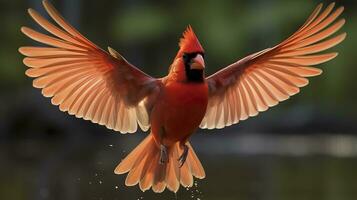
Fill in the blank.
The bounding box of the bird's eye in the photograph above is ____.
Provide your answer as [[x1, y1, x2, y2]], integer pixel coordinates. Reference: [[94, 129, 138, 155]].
[[183, 54, 188, 59]]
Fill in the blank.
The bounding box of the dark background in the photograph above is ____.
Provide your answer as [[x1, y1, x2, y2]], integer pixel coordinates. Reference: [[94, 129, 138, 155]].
[[0, 0, 356, 199]]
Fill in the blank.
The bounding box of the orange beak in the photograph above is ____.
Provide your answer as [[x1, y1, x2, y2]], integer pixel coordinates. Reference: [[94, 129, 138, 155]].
[[190, 54, 205, 70]]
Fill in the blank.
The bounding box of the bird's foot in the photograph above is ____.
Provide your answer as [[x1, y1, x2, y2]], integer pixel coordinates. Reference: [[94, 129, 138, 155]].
[[159, 144, 168, 164], [178, 144, 189, 168]]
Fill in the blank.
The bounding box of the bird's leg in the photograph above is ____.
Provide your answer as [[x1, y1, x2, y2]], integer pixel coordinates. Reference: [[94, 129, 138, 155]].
[[158, 126, 168, 165], [159, 144, 168, 164], [178, 143, 189, 168]]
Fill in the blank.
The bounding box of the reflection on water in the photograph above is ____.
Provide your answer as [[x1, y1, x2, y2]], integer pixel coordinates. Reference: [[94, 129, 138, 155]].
[[1, 133, 357, 200]]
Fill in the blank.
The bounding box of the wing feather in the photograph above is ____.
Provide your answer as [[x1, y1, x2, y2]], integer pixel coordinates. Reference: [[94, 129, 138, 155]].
[[20, 0, 160, 133], [201, 3, 345, 129]]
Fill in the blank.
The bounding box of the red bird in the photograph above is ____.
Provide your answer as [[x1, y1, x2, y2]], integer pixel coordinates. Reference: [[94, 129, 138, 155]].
[[20, 0, 345, 193]]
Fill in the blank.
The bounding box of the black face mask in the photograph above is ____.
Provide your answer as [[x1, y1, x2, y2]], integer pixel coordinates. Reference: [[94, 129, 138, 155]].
[[183, 52, 204, 83]]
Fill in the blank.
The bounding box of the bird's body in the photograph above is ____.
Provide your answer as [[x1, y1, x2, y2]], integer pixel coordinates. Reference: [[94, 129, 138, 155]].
[[20, 0, 346, 193], [151, 51, 209, 147], [151, 79, 208, 147]]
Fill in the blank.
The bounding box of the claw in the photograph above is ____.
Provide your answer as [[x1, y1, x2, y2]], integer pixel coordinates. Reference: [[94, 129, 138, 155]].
[[159, 144, 168, 164], [178, 144, 189, 168]]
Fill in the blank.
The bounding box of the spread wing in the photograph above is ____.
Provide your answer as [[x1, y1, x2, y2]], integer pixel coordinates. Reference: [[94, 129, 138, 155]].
[[200, 3, 346, 129], [19, 0, 161, 133]]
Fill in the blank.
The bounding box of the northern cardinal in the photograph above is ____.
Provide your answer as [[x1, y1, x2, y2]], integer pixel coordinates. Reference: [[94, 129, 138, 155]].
[[19, 0, 345, 193]]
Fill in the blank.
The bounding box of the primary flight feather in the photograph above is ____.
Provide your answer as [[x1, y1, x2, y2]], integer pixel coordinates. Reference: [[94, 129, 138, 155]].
[[19, 0, 345, 193]]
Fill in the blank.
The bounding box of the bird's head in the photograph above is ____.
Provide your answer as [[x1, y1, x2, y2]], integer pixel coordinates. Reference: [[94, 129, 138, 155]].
[[170, 26, 205, 82]]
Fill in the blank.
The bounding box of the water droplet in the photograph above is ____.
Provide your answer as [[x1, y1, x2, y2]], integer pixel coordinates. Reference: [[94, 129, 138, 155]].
[[109, 144, 113, 147], [115, 186, 119, 189], [89, 181, 92, 185], [99, 180, 103, 184]]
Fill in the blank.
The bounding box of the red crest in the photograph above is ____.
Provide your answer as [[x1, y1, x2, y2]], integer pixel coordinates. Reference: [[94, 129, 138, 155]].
[[178, 25, 204, 54]]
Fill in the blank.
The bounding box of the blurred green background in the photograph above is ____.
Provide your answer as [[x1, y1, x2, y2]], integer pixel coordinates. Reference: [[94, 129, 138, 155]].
[[0, 0, 356, 200]]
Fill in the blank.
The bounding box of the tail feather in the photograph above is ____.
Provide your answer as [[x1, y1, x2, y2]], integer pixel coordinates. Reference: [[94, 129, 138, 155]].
[[114, 134, 205, 193], [115, 135, 153, 174], [187, 143, 205, 178], [152, 163, 166, 192], [139, 152, 157, 191], [138, 146, 156, 182], [179, 160, 193, 187], [125, 150, 149, 186], [166, 148, 180, 192]]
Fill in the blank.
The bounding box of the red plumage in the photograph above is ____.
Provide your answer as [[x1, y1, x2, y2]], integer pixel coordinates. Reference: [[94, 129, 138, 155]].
[[178, 25, 204, 55]]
